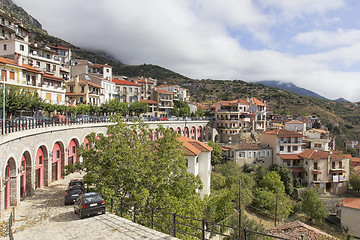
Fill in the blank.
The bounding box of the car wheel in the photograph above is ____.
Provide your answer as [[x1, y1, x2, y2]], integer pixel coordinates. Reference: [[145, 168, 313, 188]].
[[102, 210, 105, 214]]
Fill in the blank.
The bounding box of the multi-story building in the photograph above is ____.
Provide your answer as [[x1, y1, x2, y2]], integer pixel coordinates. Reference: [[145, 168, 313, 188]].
[[260, 129, 304, 167], [284, 120, 306, 134], [222, 142, 273, 168], [0, 56, 66, 105], [71, 61, 112, 81], [152, 88, 174, 117], [304, 128, 333, 151], [214, 97, 267, 142], [65, 76, 102, 106], [112, 78, 141, 103], [47, 45, 72, 81], [140, 99, 158, 117], [157, 85, 190, 102], [299, 149, 349, 194], [179, 136, 212, 197], [136, 77, 157, 101], [296, 115, 321, 129], [0, 9, 29, 42]]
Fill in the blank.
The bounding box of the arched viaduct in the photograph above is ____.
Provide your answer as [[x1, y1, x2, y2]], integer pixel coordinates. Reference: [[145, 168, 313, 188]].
[[0, 120, 213, 216]]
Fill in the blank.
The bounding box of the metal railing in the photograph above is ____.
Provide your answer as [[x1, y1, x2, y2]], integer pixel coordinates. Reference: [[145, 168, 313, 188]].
[[8, 208, 15, 240], [109, 199, 289, 240]]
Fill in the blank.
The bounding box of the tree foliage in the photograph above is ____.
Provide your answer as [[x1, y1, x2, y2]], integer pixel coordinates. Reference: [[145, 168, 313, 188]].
[[349, 174, 360, 192], [207, 141, 224, 165], [171, 100, 190, 117], [300, 188, 328, 222]]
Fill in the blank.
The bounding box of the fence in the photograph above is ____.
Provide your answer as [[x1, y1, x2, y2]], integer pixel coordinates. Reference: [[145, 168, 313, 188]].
[[8, 208, 15, 240], [109, 199, 289, 240]]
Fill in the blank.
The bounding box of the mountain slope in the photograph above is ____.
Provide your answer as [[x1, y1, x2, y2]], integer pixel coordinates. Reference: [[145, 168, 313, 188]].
[[255, 80, 329, 100]]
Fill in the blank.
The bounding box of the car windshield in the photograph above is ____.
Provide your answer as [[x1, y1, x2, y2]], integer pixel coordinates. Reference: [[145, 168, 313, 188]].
[[83, 195, 102, 204], [69, 181, 83, 187], [68, 188, 82, 194]]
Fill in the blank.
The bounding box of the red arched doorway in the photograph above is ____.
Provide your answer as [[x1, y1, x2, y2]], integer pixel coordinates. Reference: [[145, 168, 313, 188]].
[[176, 127, 181, 135], [68, 139, 79, 166], [20, 151, 31, 199], [35, 146, 48, 188], [190, 126, 196, 140], [51, 142, 64, 182], [4, 157, 17, 210], [197, 126, 203, 141], [183, 127, 189, 138]]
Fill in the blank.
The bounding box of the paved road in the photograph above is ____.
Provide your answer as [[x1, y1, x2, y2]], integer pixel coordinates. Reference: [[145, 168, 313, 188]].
[[0, 173, 177, 240]]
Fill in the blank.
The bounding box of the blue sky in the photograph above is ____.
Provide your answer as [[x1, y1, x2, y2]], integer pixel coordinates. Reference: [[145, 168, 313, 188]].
[[13, 0, 360, 101]]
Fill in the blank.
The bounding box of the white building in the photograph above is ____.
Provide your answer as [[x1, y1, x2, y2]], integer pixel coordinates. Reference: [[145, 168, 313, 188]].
[[284, 120, 306, 134], [179, 136, 212, 197]]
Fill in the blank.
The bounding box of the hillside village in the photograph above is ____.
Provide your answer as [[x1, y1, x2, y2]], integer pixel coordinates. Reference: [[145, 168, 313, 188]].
[[1, 6, 360, 239]]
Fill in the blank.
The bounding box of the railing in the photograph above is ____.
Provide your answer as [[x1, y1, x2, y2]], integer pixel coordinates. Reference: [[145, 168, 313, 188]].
[[8, 208, 15, 240], [109, 199, 289, 240]]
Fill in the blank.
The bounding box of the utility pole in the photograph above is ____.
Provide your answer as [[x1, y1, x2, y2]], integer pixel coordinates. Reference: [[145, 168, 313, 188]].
[[274, 188, 279, 226], [238, 180, 241, 239], [2, 70, 5, 134]]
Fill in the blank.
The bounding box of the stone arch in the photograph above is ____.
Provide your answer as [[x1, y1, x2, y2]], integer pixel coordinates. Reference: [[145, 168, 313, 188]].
[[4, 157, 17, 209], [183, 127, 189, 138], [83, 137, 90, 149], [176, 127, 181, 135], [51, 141, 65, 182], [190, 126, 196, 140], [197, 126, 203, 141], [68, 138, 80, 166], [169, 127, 174, 132], [20, 151, 31, 199], [35, 145, 48, 188]]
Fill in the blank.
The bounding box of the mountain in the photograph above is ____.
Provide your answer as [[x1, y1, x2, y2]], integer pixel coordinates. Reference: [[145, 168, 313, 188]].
[[255, 80, 329, 100], [335, 98, 351, 103]]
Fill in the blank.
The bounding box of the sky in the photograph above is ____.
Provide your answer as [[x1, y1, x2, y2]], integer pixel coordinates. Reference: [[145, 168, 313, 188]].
[[12, 0, 360, 101]]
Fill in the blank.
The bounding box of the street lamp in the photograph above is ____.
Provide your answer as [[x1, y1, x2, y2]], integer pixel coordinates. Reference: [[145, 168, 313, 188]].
[[65, 96, 69, 125], [2, 69, 5, 134]]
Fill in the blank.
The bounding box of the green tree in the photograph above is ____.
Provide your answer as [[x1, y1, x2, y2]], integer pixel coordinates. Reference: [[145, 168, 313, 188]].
[[171, 100, 190, 117], [258, 171, 285, 193], [128, 101, 149, 116], [207, 141, 224, 165], [78, 115, 203, 219], [300, 188, 328, 222], [271, 165, 295, 197], [349, 174, 360, 192]]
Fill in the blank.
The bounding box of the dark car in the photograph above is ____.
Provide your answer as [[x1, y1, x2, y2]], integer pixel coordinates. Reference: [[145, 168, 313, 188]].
[[74, 192, 105, 219], [68, 179, 84, 190], [35, 116, 52, 126], [65, 186, 84, 205], [52, 115, 66, 124]]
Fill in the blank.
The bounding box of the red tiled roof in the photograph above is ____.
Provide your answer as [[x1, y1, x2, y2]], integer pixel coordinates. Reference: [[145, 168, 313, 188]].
[[299, 149, 344, 160], [141, 100, 158, 104], [0, 57, 20, 67], [178, 136, 212, 156], [250, 97, 266, 106], [112, 79, 140, 86], [137, 79, 155, 84], [155, 89, 173, 94], [343, 198, 360, 210], [278, 154, 302, 160], [286, 120, 304, 124], [43, 74, 64, 82], [23, 64, 42, 73], [351, 157, 360, 163], [262, 129, 304, 137]]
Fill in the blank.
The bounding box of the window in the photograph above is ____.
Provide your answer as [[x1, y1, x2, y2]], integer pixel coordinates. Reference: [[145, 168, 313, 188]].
[[287, 146, 291, 152], [9, 71, 15, 80], [339, 161, 342, 168], [280, 146, 284, 151], [81, 86, 85, 93], [72, 146, 76, 154], [46, 93, 51, 100], [57, 94, 61, 102], [248, 152, 252, 158], [239, 152, 245, 158], [20, 44, 24, 51], [313, 174, 318, 181], [332, 162, 335, 169], [3, 44, 6, 51], [56, 150, 60, 159], [70, 86, 74, 92], [39, 156, 43, 165], [267, 150, 270, 156], [293, 146, 298, 151], [314, 162, 318, 169], [53, 65, 56, 71]]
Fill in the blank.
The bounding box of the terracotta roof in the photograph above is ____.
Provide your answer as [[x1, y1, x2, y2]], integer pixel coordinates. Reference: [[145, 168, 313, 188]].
[[155, 89, 173, 94], [286, 120, 304, 124], [250, 97, 266, 106], [262, 129, 304, 137], [141, 100, 158, 104], [43, 74, 64, 82], [343, 198, 360, 210], [223, 143, 271, 150], [299, 149, 345, 160], [137, 79, 155, 84], [351, 157, 360, 163], [278, 154, 302, 160], [112, 79, 140, 86], [157, 84, 180, 88], [78, 80, 102, 88], [178, 136, 212, 156], [23, 64, 42, 73], [266, 220, 337, 240], [91, 63, 112, 68], [0, 57, 20, 67]]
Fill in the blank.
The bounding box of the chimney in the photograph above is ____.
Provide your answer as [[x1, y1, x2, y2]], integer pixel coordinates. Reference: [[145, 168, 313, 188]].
[[14, 53, 22, 66]]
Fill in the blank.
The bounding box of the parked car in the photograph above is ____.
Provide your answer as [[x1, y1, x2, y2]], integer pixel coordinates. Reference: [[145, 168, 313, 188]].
[[14, 116, 35, 128], [65, 186, 84, 205], [148, 116, 157, 121], [74, 192, 105, 219], [35, 116, 52, 125], [52, 115, 66, 124], [68, 179, 84, 190], [75, 115, 90, 123], [158, 116, 168, 121]]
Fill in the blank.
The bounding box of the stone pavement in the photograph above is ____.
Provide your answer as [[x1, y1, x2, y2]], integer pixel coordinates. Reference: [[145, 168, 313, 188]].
[[0, 173, 178, 240]]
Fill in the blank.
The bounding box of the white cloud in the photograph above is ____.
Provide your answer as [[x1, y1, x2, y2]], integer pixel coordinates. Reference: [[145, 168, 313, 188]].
[[11, 0, 360, 101], [294, 28, 360, 48]]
